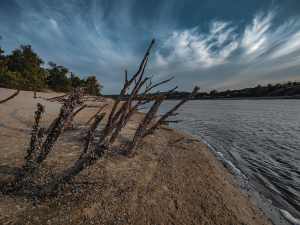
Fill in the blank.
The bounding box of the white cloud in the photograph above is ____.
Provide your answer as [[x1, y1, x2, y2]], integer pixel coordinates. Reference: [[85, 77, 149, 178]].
[[48, 19, 62, 36], [271, 31, 300, 59], [155, 52, 168, 67], [210, 21, 229, 34], [241, 12, 273, 55], [217, 27, 236, 45], [155, 21, 239, 70], [219, 41, 238, 58]]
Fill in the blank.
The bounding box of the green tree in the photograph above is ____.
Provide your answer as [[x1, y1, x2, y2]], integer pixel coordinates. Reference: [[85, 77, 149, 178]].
[[46, 61, 72, 92], [0, 57, 23, 87], [82, 76, 104, 95], [210, 90, 218, 97], [253, 84, 262, 96], [7, 45, 44, 76], [6, 45, 46, 88], [70, 72, 83, 88]]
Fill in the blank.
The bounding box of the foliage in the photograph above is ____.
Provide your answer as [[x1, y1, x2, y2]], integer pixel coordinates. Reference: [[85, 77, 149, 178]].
[[70, 72, 82, 88], [5, 45, 47, 89], [0, 57, 23, 88], [45, 61, 74, 92], [0, 36, 104, 94], [82, 76, 104, 96]]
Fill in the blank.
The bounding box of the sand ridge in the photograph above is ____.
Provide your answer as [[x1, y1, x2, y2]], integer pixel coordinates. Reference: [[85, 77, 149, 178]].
[[0, 88, 268, 224]]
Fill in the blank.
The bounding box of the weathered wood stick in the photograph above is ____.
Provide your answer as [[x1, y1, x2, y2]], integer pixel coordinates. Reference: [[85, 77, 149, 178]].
[[0, 90, 20, 104], [169, 137, 184, 145], [85, 104, 108, 125], [79, 113, 106, 160]]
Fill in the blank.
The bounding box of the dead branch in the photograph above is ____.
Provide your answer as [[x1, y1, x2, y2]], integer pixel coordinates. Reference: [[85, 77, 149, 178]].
[[5, 103, 45, 192], [79, 113, 106, 160], [102, 39, 155, 141], [126, 95, 166, 157], [73, 104, 87, 117], [46, 93, 70, 102], [143, 87, 200, 139], [24, 103, 45, 163], [169, 137, 184, 145], [37, 87, 84, 164], [159, 127, 173, 131], [125, 87, 199, 157], [0, 90, 20, 104], [85, 103, 108, 125], [187, 139, 201, 142], [39, 141, 109, 197]]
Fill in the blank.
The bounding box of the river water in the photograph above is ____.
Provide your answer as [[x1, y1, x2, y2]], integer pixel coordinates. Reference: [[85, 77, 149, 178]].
[[139, 99, 300, 224]]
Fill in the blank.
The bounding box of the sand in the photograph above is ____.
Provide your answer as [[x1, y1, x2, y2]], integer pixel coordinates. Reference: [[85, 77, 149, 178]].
[[0, 88, 269, 224]]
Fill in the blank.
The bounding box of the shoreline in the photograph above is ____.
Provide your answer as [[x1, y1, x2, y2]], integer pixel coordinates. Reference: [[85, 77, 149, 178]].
[[170, 125, 296, 225], [0, 88, 273, 224]]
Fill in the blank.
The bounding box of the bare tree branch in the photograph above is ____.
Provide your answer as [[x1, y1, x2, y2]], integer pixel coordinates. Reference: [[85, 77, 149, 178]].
[[37, 87, 84, 164], [79, 113, 106, 160], [126, 95, 166, 157], [103, 39, 155, 140], [0, 90, 20, 104], [39, 141, 109, 197], [73, 104, 87, 117], [25, 103, 45, 162], [143, 87, 200, 139], [85, 103, 108, 125]]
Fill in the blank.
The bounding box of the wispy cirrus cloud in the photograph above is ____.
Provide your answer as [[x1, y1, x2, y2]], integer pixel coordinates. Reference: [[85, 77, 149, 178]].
[[152, 8, 300, 91]]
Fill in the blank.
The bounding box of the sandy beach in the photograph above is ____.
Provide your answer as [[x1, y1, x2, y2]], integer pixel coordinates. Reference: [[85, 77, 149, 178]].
[[0, 87, 269, 224]]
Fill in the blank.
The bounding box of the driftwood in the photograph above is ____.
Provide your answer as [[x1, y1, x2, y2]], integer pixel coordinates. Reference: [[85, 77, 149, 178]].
[[85, 103, 108, 125], [7, 103, 45, 191], [24, 103, 45, 162], [4, 87, 84, 193], [0, 90, 20, 104], [73, 104, 87, 117], [3, 39, 199, 199], [169, 137, 184, 145], [79, 113, 106, 160], [37, 87, 84, 163]]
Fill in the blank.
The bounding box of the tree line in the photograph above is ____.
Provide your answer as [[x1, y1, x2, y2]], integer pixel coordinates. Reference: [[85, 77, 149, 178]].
[[0, 36, 103, 95], [201, 82, 300, 98], [107, 81, 300, 100]]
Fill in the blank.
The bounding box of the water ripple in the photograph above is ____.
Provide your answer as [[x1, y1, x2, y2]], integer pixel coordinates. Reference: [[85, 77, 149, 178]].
[[152, 99, 300, 219]]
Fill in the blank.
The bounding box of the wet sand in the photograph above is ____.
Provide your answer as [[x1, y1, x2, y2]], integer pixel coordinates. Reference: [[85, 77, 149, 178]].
[[0, 88, 269, 224]]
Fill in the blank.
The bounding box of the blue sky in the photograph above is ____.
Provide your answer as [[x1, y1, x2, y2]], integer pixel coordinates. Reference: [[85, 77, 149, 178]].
[[1, 0, 300, 94]]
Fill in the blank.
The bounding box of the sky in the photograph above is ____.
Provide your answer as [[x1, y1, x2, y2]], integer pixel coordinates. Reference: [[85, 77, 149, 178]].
[[1, 0, 300, 94]]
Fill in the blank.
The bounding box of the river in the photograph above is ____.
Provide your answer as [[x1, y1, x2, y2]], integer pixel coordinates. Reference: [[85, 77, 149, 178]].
[[139, 99, 300, 224]]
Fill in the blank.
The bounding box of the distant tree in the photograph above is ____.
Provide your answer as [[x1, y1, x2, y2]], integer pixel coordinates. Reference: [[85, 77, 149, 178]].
[[293, 81, 298, 86], [82, 76, 104, 95], [253, 84, 262, 96], [267, 84, 273, 91], [46, 61, 72, 92], [210, 90, 218, 96], [0, 57, 22, 87], [6, 45, 46, 88], [7, 45, 44, 76], [275, 83, 282, 90], [70, 72, 83, 88]]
